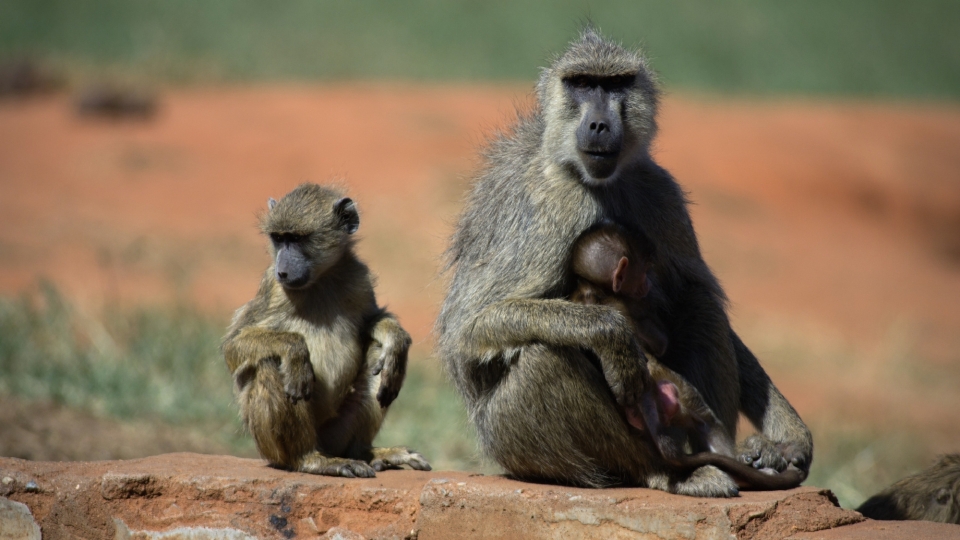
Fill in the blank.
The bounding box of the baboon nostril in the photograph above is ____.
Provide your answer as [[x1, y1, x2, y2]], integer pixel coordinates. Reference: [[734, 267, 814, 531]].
[[278, 271, 287, 279], [590, 122, 597, 130]]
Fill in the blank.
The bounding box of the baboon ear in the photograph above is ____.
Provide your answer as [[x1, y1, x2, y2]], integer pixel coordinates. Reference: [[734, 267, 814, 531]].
[[612, 256, 629, 294], [334, 197, 359, 234], [268, 198, 277, 210]]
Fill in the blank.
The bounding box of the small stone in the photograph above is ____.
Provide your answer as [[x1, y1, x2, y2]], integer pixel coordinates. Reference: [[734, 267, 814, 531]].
[[23, 481, 39, 493], [1, 477, 12, 485]]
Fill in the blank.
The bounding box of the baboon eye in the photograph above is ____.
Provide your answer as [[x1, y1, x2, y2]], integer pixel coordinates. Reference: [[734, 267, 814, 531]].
[[600, 75, 635, 92], [566, 76, 594, 89], [270, 233, 306, 244]]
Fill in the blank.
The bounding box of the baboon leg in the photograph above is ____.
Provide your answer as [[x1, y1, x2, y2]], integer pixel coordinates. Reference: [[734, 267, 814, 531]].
[[480, 345, 738, 496], [733, 332, 813, 476], [316, 374, 383, 459], [238, 357, 316, 469], [370, 447, 432, 472]]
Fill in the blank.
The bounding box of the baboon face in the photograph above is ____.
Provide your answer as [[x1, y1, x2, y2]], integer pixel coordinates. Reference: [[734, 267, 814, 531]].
[[262, 184, 359, 290], [538, 30, 660, 186]]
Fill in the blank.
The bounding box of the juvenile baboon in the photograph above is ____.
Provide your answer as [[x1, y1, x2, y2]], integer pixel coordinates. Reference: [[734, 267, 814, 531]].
[[857, 454, 960, 524], [436, 29, 812, 496], [223, 183, 430, 477], [569, 223, 802, 491]]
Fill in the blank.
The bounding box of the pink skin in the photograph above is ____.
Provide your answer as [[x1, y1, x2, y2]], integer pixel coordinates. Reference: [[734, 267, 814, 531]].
[[626, 380, 680, 431]]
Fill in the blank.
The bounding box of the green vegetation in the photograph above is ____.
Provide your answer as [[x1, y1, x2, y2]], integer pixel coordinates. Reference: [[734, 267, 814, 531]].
[[2, 0, 958, 98], [807, 424, 936, 509]]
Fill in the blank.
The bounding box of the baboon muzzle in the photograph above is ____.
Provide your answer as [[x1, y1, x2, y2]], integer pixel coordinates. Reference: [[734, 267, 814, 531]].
[[576, 98, 623, 180]]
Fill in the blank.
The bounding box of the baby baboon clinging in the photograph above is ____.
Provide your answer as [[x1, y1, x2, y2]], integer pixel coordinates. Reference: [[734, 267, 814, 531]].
[[569, 222, 668, 358], [570, 223, 803, 491], [436, 29, 812, 496], [222, 183, 430, 477], [857, 454, 960, 524]]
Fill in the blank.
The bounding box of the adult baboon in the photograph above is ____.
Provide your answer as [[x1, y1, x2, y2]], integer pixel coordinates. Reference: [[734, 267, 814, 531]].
[[857, 454, 960, 524], [223, 183, 430, 477], [569, 222, 802, 491], [436, 29, 811, 496]]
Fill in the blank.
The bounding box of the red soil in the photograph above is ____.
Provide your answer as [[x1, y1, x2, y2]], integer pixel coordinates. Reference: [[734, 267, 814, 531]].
[[1, 85, 958, 447]]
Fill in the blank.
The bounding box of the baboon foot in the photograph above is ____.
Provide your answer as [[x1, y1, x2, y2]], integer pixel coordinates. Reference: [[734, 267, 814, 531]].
[[370, 446, 432, 472], [298, 452, 376, 478], [737, 434, 789, 474], [664, 465, 739, 498]]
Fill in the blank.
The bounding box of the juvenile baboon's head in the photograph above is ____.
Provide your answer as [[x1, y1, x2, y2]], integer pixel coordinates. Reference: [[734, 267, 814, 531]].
[[538, 29, 660, 186], [571, 223, 654, 299], [261, 183, 359, 290]]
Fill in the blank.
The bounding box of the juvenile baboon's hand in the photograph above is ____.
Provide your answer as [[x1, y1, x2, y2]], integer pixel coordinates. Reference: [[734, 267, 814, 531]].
[[280, 338, 314, 403], [370, 325, 412, 408]]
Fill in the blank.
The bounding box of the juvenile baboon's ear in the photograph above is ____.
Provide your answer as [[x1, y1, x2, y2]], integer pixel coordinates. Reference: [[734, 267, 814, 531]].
[[334, 197, 359, 234], [268, 198, 277, 210]]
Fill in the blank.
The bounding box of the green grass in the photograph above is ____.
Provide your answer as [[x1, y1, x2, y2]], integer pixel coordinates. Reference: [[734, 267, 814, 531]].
[[1, 0, 958, 98], [806, 424, 937, 510], [0, 281, 249, 450]]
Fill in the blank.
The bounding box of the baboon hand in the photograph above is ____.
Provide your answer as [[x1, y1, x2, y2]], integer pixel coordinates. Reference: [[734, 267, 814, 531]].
[[280, 338, 314, 403], [737, 435, 803, 477], [371, 327, 412, 408]]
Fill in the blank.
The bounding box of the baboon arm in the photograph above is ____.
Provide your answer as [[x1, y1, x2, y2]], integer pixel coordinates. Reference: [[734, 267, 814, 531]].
[[366, 312, 412, 407], [733, 331, 813, 474], [470, 298, 650, 407], [222, 326, 307, 375]]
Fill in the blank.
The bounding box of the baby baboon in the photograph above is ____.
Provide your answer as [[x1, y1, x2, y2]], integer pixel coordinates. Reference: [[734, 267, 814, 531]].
[[436, 29, 812, 496], [570, 223, 802, 491], [857, 454, 960, 524], [222, 183, 430, 477], [569, 222, 667, 357]]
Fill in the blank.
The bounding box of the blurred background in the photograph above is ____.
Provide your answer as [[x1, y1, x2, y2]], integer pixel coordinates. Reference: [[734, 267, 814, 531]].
[[1, 0, 958, 509]]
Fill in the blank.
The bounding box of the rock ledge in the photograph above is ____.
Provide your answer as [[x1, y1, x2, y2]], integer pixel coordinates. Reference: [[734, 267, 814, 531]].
[[1, 453, 957, 539]]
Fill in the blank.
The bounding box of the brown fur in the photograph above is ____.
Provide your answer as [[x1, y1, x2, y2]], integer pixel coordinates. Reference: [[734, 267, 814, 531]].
[[570, 223, 802, 491], [857, 454, 960, 524], [436, 29, 812, 496], [223, 183, 429, 477]]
